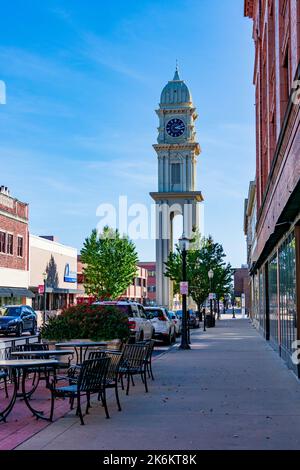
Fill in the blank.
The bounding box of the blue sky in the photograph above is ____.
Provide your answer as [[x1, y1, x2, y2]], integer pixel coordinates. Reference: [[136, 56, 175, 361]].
[[0, 0, 255, 267]]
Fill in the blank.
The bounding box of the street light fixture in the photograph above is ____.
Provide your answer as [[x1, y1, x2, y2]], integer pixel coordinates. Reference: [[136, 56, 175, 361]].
[[42, 271, 47, 326], [208, 269, 214, 329], [179, 234, 191, 350]]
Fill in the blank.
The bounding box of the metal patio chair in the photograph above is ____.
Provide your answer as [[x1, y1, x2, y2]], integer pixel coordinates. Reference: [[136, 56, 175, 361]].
[[50, 357, 110, 425], [119, 343, 148, 395], [137, 339, 155, 381]]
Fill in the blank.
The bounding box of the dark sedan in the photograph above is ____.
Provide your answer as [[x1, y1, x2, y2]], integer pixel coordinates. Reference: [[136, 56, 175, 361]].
[[0, 305, 37, 337]]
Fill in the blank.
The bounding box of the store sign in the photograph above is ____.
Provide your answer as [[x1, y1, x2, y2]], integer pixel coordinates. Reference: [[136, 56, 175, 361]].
[[180, 282, 189, 295], [64, 264, 77, 283], [38, 284, 44, 295]]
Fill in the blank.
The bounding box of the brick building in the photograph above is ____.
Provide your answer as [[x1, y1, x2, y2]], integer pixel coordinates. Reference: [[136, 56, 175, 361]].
[[244, 0, 300, 375], [0, 186, 33, 306], [138, 262, 156, 305]]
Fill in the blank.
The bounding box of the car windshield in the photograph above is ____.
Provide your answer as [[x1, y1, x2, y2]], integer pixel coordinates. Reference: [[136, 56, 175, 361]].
[[146, 309, 165, 319], [111, 305, 131, 316], [0, 307, 21, 317]]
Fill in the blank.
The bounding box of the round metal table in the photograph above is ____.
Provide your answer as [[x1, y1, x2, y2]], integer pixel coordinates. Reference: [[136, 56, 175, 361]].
[[10, 350, 74, 358], [0, 359, 58, 423], [55, 342, 108, 364]]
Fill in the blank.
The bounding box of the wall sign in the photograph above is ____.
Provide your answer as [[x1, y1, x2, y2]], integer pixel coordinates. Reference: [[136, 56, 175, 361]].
[[64, 264, 77, 283]]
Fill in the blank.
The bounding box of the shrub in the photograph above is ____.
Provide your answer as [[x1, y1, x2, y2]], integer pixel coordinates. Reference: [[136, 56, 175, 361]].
[[40, 304, 130, 342]]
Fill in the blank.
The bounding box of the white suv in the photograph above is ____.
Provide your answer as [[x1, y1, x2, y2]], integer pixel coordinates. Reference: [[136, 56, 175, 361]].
[[94, 301, 154, 342], [145, 307, 176, 345]]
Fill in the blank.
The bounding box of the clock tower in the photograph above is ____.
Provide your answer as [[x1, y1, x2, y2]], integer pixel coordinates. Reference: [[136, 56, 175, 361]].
[[150, 68, 203, 308]]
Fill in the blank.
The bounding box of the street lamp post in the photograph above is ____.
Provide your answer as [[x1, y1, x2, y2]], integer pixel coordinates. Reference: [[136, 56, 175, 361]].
[[42, 271, 47, 326], [179, 234, 191, 350], [232, 295, 236, 319], [208, 269, 214, 327]]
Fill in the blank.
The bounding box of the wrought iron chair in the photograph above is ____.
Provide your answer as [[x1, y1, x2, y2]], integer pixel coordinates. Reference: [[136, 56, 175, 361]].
[[50, 357, 110, 425], [119, 344, 148, 395], [137, 340, 155, 381], [101, 351, 123, 411]]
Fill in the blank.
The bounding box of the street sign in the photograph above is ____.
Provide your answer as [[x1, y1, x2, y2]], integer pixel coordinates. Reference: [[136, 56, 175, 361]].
[[180, 282, 189, 295], [38, 285, 44, 295]]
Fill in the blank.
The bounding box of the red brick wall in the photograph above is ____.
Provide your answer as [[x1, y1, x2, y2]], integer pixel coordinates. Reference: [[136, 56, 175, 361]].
[[0, 197, 29, 271], [138, 262, 156, 302], [245, 0, 300, 261]]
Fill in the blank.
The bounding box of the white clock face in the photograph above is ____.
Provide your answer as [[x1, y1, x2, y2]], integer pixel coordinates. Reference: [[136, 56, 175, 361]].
[[166, 118, 185, 137]]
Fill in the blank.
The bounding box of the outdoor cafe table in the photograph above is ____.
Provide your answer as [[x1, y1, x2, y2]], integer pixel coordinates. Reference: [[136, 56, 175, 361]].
[[0, 359, 58, 423], [55, 342, 108, 365], [10, 350, 74, 359]]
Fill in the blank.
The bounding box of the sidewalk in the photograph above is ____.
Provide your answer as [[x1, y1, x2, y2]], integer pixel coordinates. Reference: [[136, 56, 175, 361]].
[[17, 318, 300, 450]]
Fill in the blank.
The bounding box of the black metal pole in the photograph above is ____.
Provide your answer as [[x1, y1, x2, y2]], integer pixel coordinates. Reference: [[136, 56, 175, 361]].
[[43, 279, 46, 326], [180, 247, 190, 350], [232, 298, 236, 319]]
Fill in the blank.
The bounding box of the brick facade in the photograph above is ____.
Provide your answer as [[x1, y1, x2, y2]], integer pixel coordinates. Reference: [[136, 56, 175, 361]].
[[245, 0, 300, 263], [0, 191, 29, 272], [138, 262, 156, 305]]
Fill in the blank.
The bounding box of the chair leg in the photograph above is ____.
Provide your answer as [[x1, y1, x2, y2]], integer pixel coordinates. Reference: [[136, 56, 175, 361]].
[[100, 389, 110, 419], [131, 375, 135, 386], [85, 392, 91, 414], [4, 377, 8, 398], [150, 362, 154, 381], [50, 392, 55, 422], [115, 383, 122, 411], [77, 394, 85, 425], [143, 370, 148, 393], [120, 374, 124, 391], [126, 373, 130, 396]]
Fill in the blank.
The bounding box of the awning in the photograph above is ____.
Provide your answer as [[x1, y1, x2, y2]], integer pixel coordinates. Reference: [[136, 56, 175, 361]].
[[0, 287, 35, 299]]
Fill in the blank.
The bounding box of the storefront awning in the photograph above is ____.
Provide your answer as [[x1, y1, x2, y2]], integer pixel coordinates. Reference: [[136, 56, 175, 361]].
[[0, 287, 35, 299]]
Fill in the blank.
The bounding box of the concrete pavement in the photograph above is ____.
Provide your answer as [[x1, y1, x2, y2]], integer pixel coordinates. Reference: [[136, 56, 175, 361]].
[[17, 317, 300, 450]]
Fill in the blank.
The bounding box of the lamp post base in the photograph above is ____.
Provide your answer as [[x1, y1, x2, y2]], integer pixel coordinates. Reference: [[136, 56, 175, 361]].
[[179, 343, 191, 350]]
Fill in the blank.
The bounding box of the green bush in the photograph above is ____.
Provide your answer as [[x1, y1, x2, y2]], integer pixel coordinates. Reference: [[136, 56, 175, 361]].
[[40, 304, 130, 342]]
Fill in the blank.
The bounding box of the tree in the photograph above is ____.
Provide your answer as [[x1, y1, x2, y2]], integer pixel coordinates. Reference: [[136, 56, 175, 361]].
[[165, 235, 233, 314], [80, 226, 139, 300]]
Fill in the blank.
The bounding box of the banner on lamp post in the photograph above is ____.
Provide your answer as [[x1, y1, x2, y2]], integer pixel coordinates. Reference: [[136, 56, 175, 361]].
[[180, 282, 189, 295]]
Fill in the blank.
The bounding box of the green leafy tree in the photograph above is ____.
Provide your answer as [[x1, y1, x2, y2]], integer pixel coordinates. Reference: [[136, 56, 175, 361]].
[[165, 235, 233, 314], [81, 226, 139, 300]]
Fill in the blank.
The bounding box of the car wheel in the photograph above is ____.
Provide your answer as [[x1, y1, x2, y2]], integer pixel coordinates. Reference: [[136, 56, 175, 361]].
[[16, 323, 23, 337], [31, 322, 37, 336], [164, 332, 172, 345]]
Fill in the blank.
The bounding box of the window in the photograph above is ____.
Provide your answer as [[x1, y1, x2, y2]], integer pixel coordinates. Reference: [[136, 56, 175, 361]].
[[171, 163, 181, 185], [268, 253, 278, 345], [7, 234, 13, 255], [0, 231, 6, 253], [17, 236, 23, 257], [148, 270, 156, 277]]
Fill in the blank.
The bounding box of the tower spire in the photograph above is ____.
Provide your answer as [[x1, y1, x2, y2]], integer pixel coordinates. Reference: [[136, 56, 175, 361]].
[[173, 60, 180, 81]]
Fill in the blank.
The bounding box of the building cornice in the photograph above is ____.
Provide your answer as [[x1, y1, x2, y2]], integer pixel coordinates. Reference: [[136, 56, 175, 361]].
[[150, 191, 204, 203], [153, 143, 201, 156], [0, 209, 28, 225], [244, 0, 254, 18]]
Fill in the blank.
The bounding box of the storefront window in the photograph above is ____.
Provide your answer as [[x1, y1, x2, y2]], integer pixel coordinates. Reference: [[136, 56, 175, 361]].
[[268, 253, 278, 344], [279, 232, 297, 356], [259, 270, 265, 330]]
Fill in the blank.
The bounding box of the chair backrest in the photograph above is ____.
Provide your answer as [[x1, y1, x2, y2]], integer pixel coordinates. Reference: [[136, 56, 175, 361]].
[[104, 351, 123, 381], [78, 357, 110, 393], [87, 349, 106, 361], [122, 344, 147, 369], [137, 340, 155, 360]]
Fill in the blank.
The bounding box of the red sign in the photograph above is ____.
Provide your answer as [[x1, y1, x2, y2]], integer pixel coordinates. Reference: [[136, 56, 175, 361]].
[[38, 285, 44, 295], [180, 282, 189, 295]]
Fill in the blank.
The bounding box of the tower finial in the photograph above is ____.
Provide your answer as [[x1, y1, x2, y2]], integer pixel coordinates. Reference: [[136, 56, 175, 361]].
[[173, 61, 180, 81]]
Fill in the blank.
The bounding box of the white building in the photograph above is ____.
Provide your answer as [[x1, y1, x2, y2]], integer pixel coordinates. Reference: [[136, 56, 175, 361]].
[[29, 235, 78, 323]]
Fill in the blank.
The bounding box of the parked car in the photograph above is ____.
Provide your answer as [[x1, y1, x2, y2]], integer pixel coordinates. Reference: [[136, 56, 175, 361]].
[[188, 311, 200, 329], [176, 309, 200, 329], [93, 301, 154, 342], [0, 305, 37, 337], [145, 307, 176, 345], [168, 311, 182, 337]]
